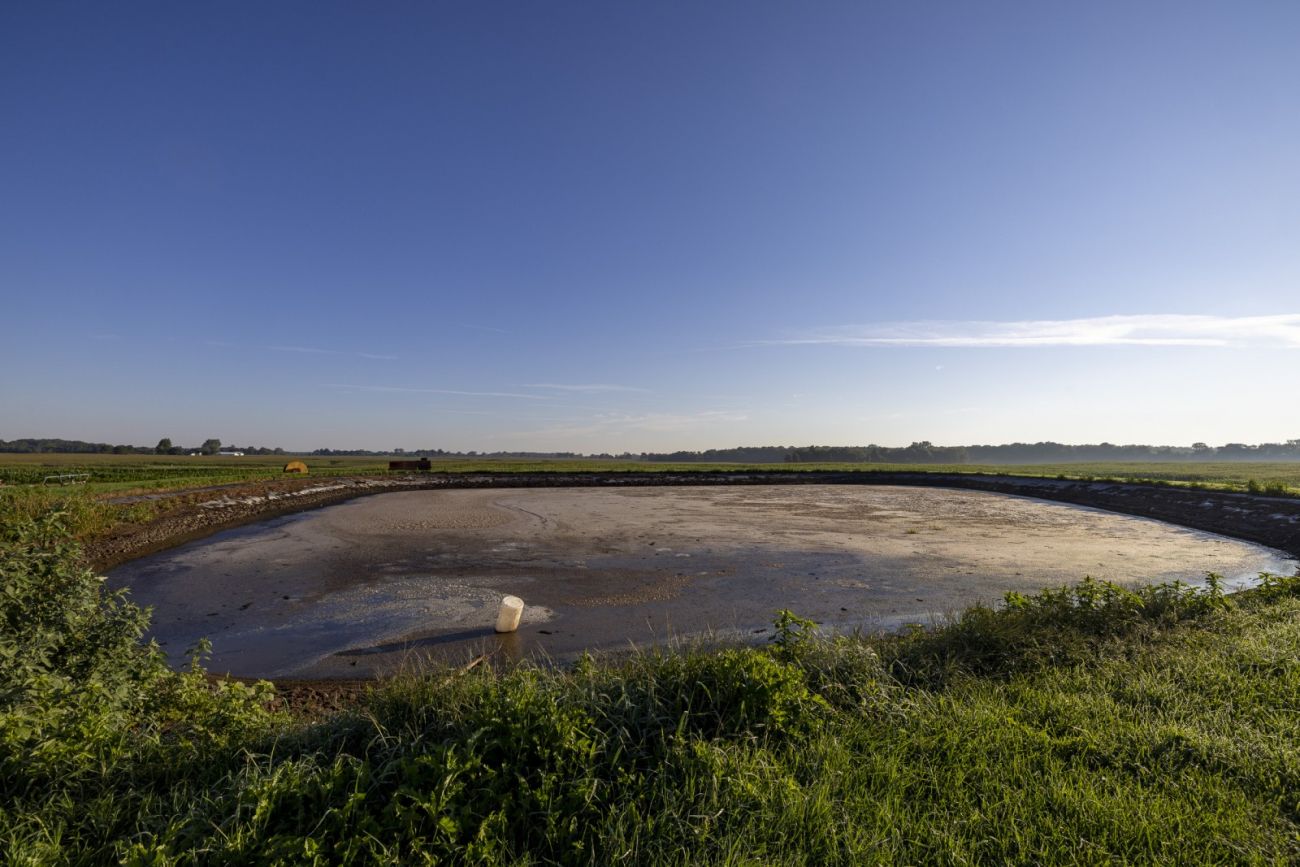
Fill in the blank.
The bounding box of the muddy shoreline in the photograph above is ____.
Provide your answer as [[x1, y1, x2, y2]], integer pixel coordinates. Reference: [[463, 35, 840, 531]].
[[90, 470, 1300, 569]]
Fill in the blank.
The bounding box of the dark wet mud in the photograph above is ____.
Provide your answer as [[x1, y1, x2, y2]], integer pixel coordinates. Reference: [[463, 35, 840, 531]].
[[108, 486, 1298, 678]]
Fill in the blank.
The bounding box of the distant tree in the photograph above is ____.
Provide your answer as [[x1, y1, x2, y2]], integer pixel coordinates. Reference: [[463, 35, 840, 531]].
[[155, 438, 173, 455], [200, 438, 222, 455]]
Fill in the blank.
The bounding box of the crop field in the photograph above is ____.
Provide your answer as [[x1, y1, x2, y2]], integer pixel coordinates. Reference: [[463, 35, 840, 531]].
[[0, 453, 391, 489], [2, 452, 1299, 496]]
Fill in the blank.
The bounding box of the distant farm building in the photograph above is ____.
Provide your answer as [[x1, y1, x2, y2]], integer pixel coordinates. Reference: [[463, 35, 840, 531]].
[[389, 458, 432, 472], [283, 460, 308, 474]]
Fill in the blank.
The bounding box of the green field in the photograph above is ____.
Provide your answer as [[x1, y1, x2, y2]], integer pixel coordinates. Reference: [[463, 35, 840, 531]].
[[0, 453, 392, 490], [3, 452, 1300, 495]]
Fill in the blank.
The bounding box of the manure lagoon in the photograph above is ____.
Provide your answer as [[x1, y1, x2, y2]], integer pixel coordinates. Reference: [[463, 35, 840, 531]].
[[108, 486, 1298, 678]]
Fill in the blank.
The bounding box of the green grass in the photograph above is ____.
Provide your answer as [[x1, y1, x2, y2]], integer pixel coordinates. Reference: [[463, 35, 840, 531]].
[[3, 452, 1300, 497], [4, 504, 1300, 864], [0, 486, 160, 541], [0, 453, 393, 489]]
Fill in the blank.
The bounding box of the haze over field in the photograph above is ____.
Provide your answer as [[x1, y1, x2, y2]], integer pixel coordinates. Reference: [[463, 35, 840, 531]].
[[3, 3, 1299, 451]]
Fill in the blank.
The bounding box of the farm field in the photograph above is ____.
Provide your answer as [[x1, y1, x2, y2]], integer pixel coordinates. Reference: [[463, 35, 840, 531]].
[[4, 452, 1300, 495], [0, 453, 392, 490]]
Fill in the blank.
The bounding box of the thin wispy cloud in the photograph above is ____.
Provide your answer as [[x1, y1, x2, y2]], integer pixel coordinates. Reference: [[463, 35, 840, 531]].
[[522, 383, 651, 393], [507, 410, 749, 440], [458, 323, 510, 334], [270, 345, 398, 360], [423, 408, 501, 416], [325, 383, 551, 400], [202, 340, 395, 359], [767, 314, 1300, 349], [859, 406, 986, 423]]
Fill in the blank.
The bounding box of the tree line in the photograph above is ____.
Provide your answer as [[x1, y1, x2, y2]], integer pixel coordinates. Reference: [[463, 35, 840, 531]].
[[641, 440, 1300, 464], [6, 438, 1300, 464], [0, 438, 283, 456]]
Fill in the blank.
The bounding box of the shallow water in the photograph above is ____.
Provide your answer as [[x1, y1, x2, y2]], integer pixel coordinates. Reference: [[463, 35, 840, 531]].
[[108, 485, 1298, 678]]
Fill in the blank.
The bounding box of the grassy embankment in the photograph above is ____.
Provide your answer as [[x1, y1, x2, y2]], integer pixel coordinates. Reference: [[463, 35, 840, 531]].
[[4, 489, 1300, 863]]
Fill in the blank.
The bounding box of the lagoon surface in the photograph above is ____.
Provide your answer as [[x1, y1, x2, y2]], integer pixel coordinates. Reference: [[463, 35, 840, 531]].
[[108, 486, 1298, 678]]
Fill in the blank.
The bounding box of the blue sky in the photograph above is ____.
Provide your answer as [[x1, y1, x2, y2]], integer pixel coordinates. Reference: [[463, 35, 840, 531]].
[[3, 2, 1299, 451]]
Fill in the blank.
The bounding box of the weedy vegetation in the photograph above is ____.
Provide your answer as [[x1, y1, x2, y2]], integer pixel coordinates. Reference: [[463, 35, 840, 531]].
[[4, 494, 1300, 864]]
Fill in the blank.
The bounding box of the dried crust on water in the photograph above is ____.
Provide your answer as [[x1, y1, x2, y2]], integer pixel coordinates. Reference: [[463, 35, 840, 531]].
[[107, 484, 1298, 680], [90, 471, 1300, 571]]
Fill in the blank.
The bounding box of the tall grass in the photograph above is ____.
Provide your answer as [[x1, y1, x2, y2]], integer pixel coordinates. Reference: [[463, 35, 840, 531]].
[[0, 487, 158, 541]]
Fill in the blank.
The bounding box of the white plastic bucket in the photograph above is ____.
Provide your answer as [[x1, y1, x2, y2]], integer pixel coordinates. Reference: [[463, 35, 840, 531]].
[[495, 595, 525, 633]]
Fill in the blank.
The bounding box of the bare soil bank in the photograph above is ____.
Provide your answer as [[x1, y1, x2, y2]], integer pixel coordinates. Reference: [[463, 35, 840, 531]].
[[90, 471, 1300, 571]]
